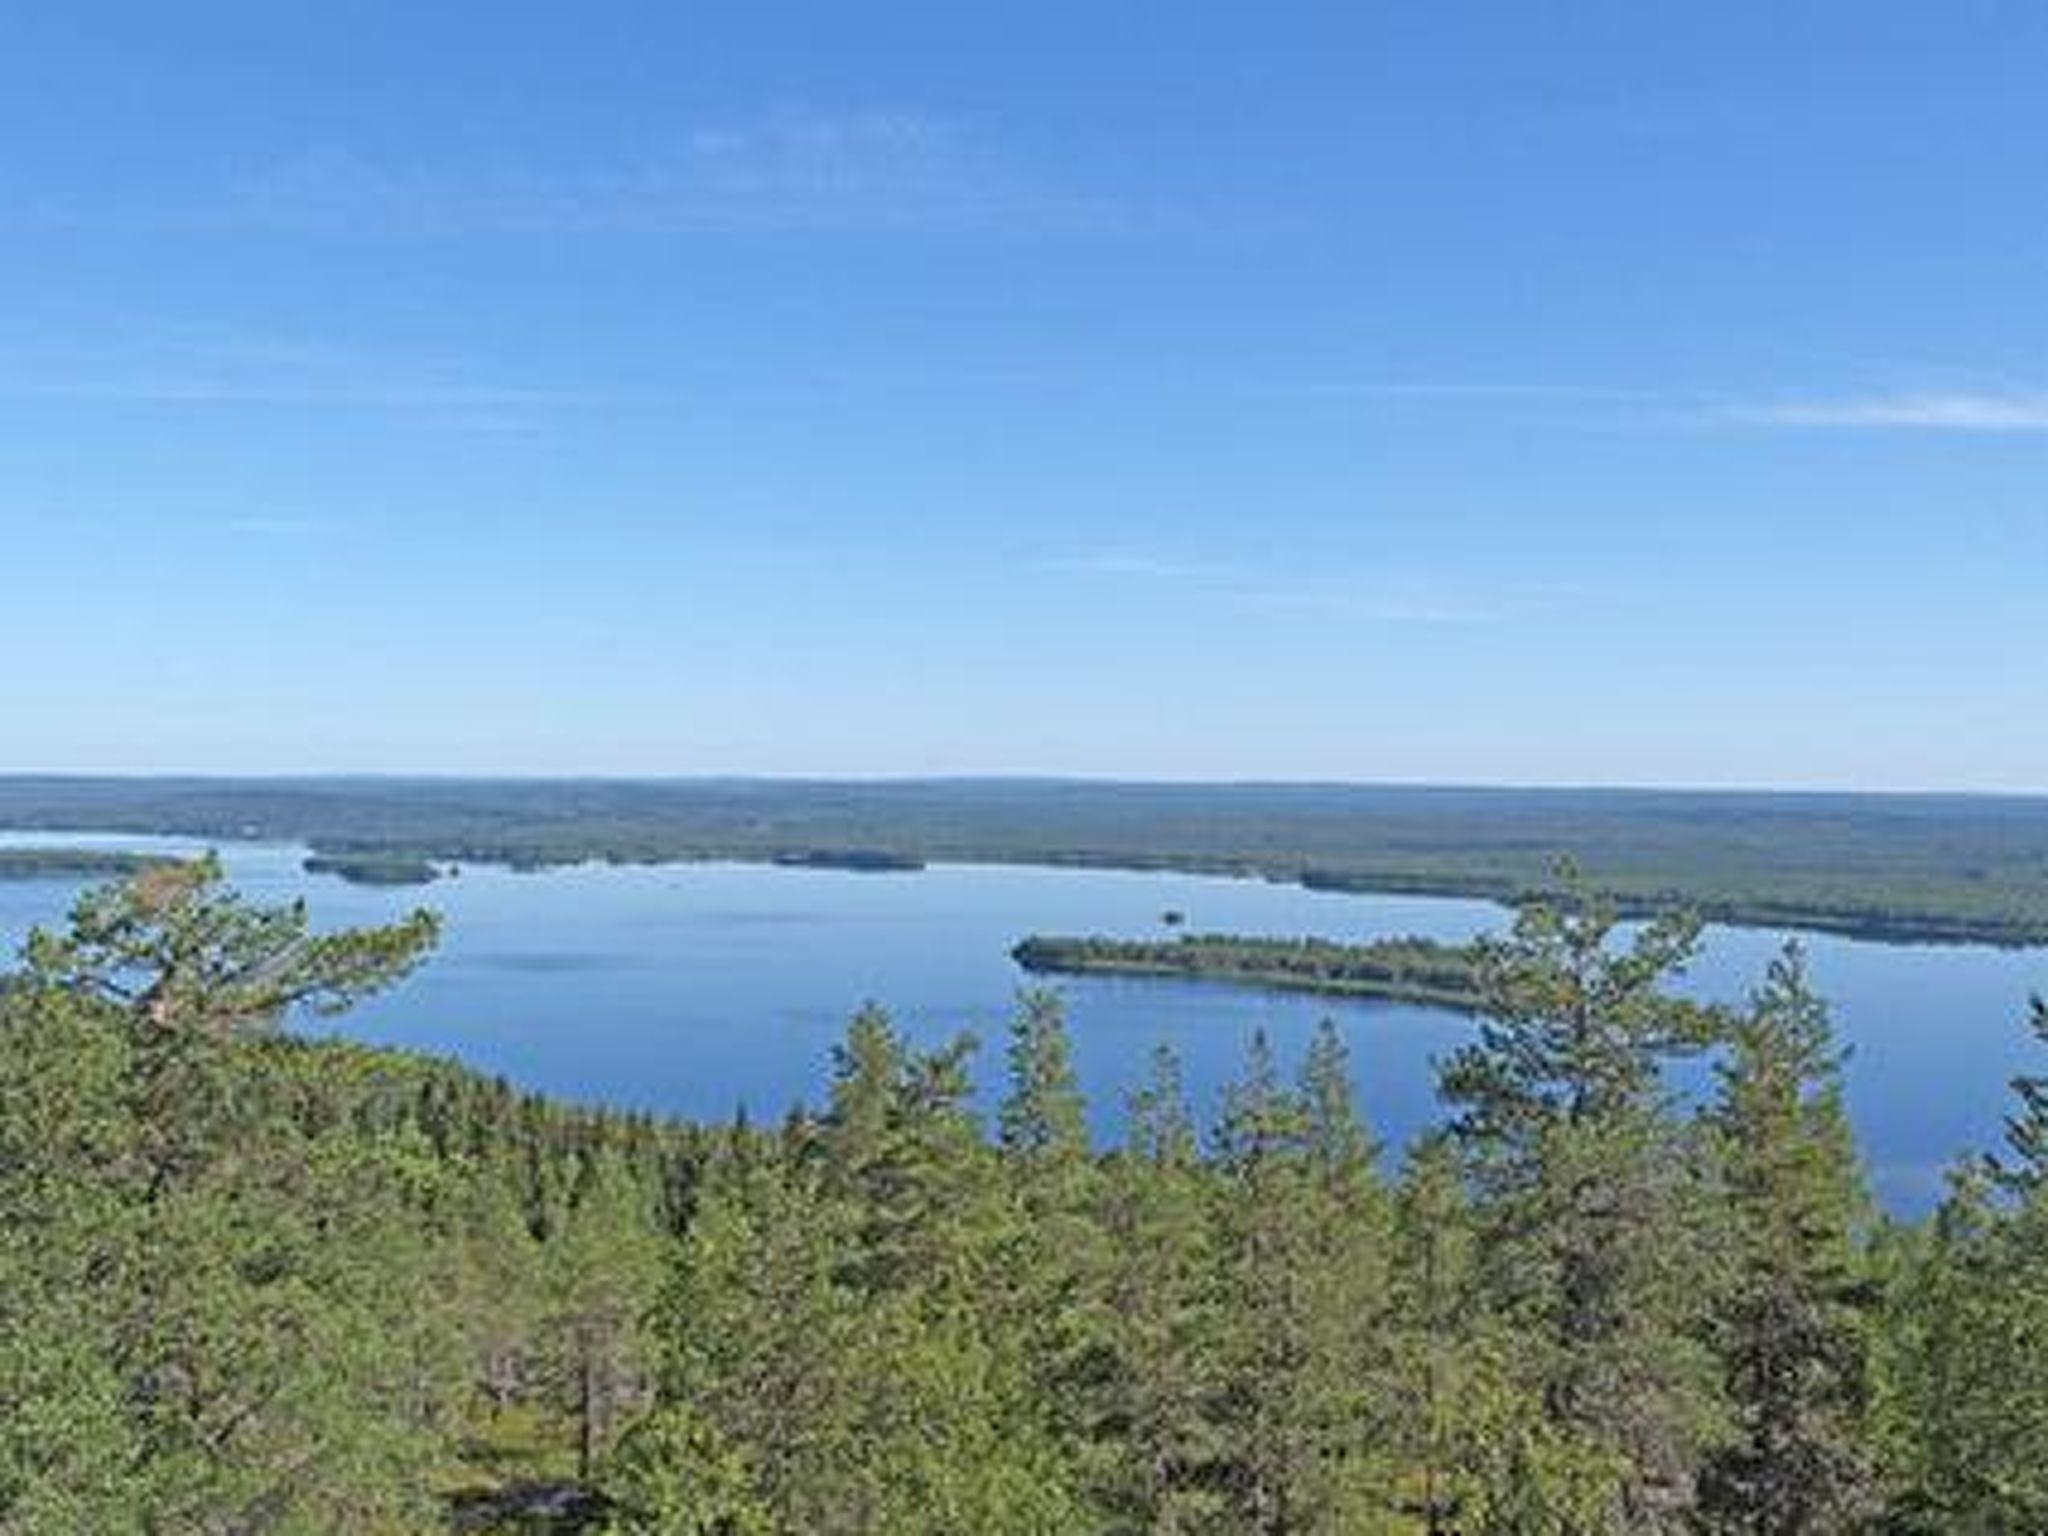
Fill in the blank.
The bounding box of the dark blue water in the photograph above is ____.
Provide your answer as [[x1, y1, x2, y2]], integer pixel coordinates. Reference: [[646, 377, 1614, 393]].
[[3, 832, 2041, 1213]]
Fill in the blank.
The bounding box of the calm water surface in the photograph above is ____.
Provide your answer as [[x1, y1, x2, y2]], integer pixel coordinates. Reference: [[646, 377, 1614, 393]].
[[4, 832, 2042, 1213]]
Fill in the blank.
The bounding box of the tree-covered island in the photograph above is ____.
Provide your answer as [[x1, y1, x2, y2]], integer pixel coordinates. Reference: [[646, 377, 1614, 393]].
[[0, 847, 177, 880], [1013, 931, 1486, 1010], [302, 851, 444, 886], [770, 847, 926, 872]]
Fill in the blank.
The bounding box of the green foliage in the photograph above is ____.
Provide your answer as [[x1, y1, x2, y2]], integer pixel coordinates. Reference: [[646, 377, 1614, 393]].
[[6, 861, 2048, 1533], [23, 850, 440, 1032], [543, 1153, 668, 1481], [1990, 994, 2048, 1193], [623, 1012, 1085, 1534], [605, 1402, 772, 1535], [0, 860, 691, 1534], [1014, 931, 1485, 1007], [1872, 1017, 2048, 1532], [1095, 1044, 1222, 1532], [1695, 945, 1876, 1534], [302, 851, 443, 886], [999, 988, 1090, 1162], [0, 846, 175, 880], [1440, 885, 1726, 1532]]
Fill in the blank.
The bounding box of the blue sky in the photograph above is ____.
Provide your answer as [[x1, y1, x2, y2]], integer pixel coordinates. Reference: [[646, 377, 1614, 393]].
[[3, 3, 2043, 787]]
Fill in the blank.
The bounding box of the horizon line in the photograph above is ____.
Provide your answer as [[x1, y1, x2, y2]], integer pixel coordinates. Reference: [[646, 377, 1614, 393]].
[[0, 770, 2043, 803]]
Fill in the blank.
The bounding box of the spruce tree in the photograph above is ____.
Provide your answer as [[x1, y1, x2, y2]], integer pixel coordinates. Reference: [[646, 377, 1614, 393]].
[[1697, 943, 1875, 1534], [1438, 888, 1724, 1532], [1874, 1002, 2048, 1531], [1100, 1044, 1223, 1534], [994, 990, 1107, 1496], [631, 1141, 868, 1529], [999, 987, 1089, 1162], [1208, 1029, 1321, 1533], [1294, 1020, 1403, 1530], [1990, 994, 2048, 1195], [1388, 1133, 1497, 1534]]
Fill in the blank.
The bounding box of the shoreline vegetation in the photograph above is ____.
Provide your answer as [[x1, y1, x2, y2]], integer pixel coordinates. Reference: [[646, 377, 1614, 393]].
[[0, 847, 177, 880], [770, 847, 926, 872], [1013, 931, 1488, 1010], [2, 776, 2045, 946], [302, 852, 444, 886]]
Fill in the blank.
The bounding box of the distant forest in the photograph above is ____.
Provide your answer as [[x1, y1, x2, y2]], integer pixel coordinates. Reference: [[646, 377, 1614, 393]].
[[5, 859, 2048, 1532], [3, 776, 2048, 944]]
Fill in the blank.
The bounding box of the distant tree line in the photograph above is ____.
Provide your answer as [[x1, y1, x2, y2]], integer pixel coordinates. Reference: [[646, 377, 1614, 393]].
[[3, 775, 2046, 943], [3, 861, 2047, 1532]]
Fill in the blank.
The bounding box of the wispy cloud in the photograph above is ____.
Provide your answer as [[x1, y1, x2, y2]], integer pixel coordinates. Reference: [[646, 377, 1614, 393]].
[[0, 329, 557, 432], [1048, 552, 1560, 626], [230, 112, 1154, 237], [1736, 392, 2048, 432]]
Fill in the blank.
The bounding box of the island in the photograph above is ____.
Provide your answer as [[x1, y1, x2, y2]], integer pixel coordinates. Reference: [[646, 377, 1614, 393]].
[[301, 853, 443, 887], [770, 848, 926, 872], [1012, 931, 1487, 1011], [0, 847, 178, 880]]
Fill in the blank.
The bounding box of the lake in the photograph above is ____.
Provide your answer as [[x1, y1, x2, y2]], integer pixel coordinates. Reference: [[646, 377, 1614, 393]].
[[3, 830, 2042, 1213]]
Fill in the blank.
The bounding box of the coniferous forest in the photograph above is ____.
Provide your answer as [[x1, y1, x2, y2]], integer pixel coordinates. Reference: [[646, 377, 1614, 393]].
[[5, 858, 2048, 1534]]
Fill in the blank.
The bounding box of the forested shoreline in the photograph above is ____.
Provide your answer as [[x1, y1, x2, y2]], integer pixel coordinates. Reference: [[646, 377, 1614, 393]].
[[4, 776, 2047, 945], [5, 860, 2048, 1533], [0, 848, 177, 881]]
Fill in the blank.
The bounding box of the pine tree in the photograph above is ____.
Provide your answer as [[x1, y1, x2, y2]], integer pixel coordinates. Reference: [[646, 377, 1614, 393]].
[[627, 1140, 867, 1529], [1873, 1002, 2048, 1531], [818, 1003, 989, 1294], [1697, 943, 1875, 1534], [454, 1152, 547, 1421], [1293, 1020, 1403, 1530], [994, 991, 1107, 1494], [1207, 1029, 1325, 1533], [544, 1151, 668, 1481], [999, 987, 1089, 1163], [1438, 887, 1725, 1532], [22, 853, 437, 1195], [639, 1010, 1080, 1532], [605, 1400, 774, 1534], [1099, 1044, 1223, 1534], [3, 859, 450, 1531], [1990, 994, 2048, 1194], [0, 985, 147, 1529]]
